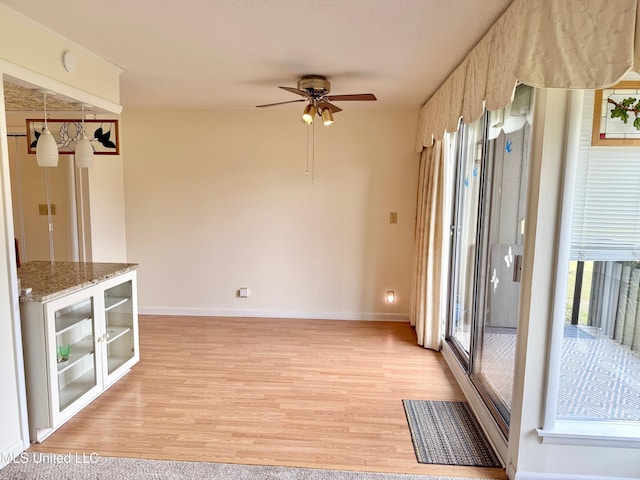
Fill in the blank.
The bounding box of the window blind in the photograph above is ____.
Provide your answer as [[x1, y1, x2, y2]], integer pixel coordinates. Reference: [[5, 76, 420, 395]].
[[571, 91, 640, 261]]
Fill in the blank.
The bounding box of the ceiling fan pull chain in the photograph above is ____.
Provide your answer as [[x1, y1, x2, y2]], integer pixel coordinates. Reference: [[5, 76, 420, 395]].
[[306, 123, 310, 175], [311, 120, 315, 183]]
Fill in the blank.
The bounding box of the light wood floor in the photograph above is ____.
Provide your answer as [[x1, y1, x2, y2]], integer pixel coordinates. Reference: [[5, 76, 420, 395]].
[[30, 315, 506, 479]]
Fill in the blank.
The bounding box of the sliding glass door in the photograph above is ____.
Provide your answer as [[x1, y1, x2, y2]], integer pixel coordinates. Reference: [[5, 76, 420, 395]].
[[446, 85, 534, 433], [448, 114, 486, 361], [473, 110, 530, 428]]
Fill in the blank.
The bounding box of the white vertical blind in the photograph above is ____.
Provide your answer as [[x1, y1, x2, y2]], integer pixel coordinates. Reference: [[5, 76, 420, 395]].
[[571, 90, 640, 261]]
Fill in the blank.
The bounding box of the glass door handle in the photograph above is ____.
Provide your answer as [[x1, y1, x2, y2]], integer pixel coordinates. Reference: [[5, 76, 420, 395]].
[[513, 254, 523, 283]]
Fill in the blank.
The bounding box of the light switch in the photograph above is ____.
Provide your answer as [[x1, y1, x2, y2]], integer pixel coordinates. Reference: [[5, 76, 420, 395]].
[[38, 204, 56, 215]]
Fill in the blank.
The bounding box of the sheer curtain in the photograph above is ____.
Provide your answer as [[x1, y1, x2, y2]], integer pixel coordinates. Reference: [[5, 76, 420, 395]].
[[410, 141, 444, 350]]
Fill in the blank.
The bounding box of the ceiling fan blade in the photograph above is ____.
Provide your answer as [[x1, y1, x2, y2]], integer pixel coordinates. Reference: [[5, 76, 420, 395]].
[[278, 86, 309, 97], [318, 101, 342, 113], [256, 99, 306, 108], [325, 93, 377, 102]]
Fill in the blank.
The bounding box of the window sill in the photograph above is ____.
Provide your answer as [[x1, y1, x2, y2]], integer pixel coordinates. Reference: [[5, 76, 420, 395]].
[[537, 420, 640, 448]]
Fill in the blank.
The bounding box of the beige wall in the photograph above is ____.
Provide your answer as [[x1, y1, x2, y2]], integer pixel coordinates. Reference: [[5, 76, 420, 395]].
[[122, 108, 419, 319], [87, 154, 127, 262]]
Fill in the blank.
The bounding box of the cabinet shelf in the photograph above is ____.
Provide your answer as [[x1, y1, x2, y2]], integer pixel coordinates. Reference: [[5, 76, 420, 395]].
[[106, 326, 131, 344], [57, 336, 94, 375], [105, 296, 129, 312], [58, 369, 96, 411], [108, 354, 132, 374], [55, 308, 92, 335]]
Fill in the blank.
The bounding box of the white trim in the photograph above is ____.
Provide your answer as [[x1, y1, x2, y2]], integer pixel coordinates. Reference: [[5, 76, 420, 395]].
[[440, 341, 507, 465], [0, 4, 123, 76], [0, 83, 30, 451], [543, 89, 583, 430], [0, 61, 122, 114], [0, 439, 26, 469], [537, 420, 640, 448], [514, 472, 639, 480], [138, 306, 409, 322]]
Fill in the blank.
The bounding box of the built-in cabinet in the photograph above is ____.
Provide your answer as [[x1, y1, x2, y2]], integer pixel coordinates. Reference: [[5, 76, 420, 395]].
[[20, 269, 138, 443]]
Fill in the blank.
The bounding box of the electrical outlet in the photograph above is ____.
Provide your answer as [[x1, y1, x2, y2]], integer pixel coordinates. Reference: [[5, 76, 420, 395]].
[[239, 287, 249, 298], [38, 204, 56, 215], [390, 212, 398, 224]]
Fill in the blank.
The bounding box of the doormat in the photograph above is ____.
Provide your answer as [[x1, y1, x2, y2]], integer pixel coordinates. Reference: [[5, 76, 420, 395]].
[[402, 400, 502, 467]]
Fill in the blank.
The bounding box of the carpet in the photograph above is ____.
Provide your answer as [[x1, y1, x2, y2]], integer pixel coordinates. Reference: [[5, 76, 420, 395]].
[[0, 454, 504, 480], [402, 400, 501, 468]]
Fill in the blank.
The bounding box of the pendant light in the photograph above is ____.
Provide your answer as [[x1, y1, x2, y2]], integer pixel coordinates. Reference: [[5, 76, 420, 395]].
[[74, 103, 94, 168], [35, 90, 59, 167]]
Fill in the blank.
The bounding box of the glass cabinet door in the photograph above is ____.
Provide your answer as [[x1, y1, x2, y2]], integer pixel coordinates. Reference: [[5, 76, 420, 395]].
[[53, 297, 97, 412], [104, 280, 136, 375]]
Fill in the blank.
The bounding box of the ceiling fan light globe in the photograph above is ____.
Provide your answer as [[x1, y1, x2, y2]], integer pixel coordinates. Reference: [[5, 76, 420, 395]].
[[302, 104, 317, 124], [75, 134, 94, 168], [321, 108, 334, 126], [36, 127, 59, 167]]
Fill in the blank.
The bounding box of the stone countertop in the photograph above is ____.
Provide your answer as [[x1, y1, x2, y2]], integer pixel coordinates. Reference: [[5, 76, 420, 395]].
[[17, 261, 138, 303]]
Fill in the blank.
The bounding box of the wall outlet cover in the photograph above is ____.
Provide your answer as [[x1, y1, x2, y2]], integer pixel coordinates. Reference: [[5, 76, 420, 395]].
[[39, 204, 56, 215]]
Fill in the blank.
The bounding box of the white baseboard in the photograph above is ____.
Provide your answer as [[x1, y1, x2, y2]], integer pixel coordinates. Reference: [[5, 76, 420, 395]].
[[514, 472, 639, 480], [138, 306, 409, 322], [0, 439, 26, 469]]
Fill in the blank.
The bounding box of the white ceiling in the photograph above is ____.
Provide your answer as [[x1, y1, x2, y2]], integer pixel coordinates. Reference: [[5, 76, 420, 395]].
[[1, 0, 512, 110]]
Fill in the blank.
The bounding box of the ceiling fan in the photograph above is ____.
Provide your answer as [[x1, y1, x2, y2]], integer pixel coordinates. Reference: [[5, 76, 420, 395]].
[[256, 75, 377, 126]]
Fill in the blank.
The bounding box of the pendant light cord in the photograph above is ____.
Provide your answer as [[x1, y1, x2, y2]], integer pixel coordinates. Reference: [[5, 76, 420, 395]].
[[43, 93, 48, 130], [44, 167, 55, 264], [42, 92, 55, 263]]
